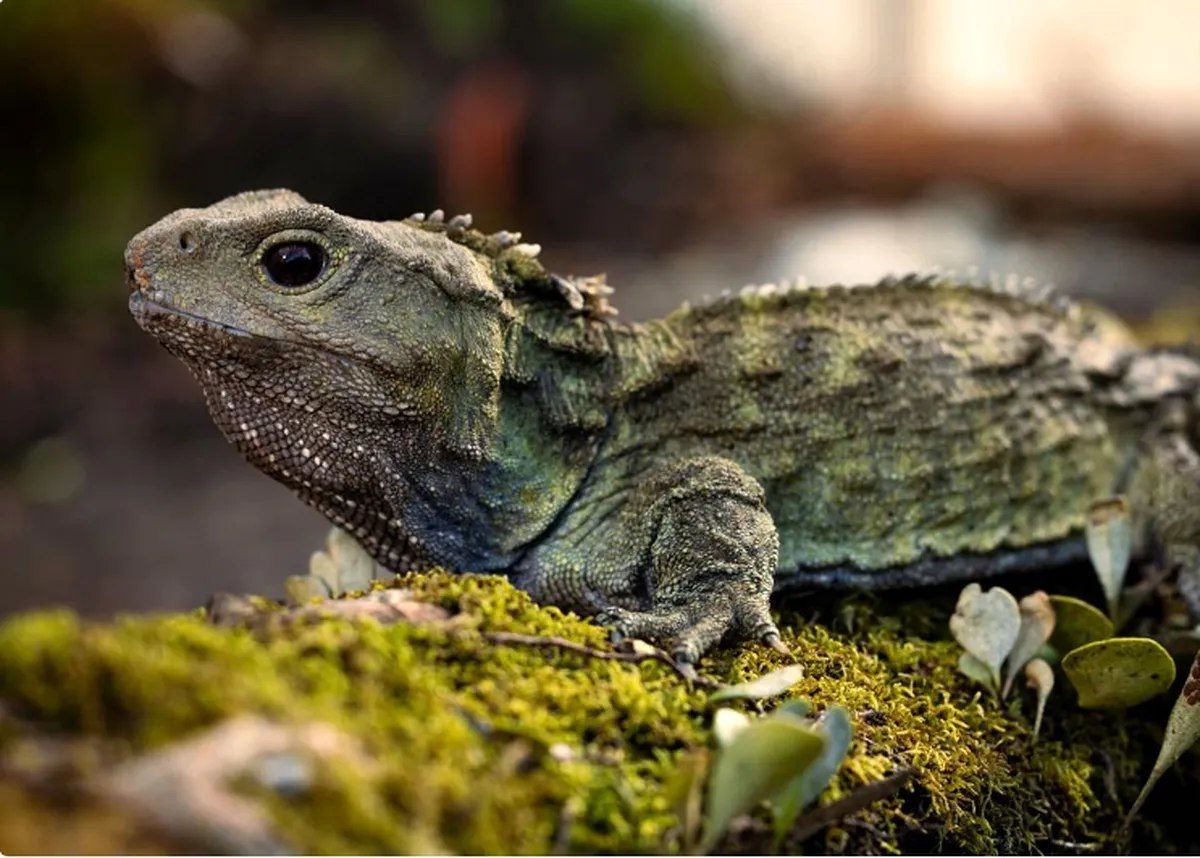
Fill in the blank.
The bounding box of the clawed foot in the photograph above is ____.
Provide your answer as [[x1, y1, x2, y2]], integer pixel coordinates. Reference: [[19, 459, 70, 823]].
[[596, 593, 789, 675]]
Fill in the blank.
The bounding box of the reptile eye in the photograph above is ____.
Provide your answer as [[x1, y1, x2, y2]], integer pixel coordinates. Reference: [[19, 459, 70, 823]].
[[263, 242, 325, 288]]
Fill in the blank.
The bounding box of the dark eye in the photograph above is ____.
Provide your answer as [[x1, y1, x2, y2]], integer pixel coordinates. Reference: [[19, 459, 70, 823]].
[[263, 242, 325, 288]]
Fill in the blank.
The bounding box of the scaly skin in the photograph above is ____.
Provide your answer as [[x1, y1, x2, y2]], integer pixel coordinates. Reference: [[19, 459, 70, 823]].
[[126, 190, 1200, 665]]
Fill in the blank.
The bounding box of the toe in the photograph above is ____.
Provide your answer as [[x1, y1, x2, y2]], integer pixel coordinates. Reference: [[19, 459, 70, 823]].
[[596, 606, 689, 643], [671, 610, 733, 665], [761, 629, 791, 656], [735, 594, 788, 654]]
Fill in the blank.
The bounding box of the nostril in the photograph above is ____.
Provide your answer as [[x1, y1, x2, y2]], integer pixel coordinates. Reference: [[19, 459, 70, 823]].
[[179, 231, 196, 253]]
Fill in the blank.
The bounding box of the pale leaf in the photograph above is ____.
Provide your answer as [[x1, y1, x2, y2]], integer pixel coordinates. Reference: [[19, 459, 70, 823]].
[[1003, 591, 1055, 698], [1085, 497, 1132, 619], [712, 708, 751, 748], [950, 584, 1020, 690], [1024, 658, 1054, 742], [710, 664, 804, 703]]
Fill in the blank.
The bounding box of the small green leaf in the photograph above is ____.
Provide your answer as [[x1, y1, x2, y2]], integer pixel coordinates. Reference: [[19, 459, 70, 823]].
[[662, 749, 709, 854], [771, 706, 853, 846], [957, 652, 998, 695], [1062, 637, 1176, 709], [710, 664, 804, 703], [776, 698, 811, 720], [701, 714, 825, 852], [1127, 650, 1200, 824], [1085, 497, 1132, 619], [1003, 591, 1055, 698], [950, 584, 1021, 690], [1024, 658, 1054, 742], [1047, 595, 1113, 655], [712, 708, 751, 748]]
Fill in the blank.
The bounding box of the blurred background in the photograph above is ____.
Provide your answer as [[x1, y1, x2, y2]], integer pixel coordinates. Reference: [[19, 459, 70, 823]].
[[3, 0, 1200, 617]]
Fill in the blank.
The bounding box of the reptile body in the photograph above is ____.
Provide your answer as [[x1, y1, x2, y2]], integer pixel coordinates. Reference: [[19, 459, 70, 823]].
[[126, 190, 1200, 663]]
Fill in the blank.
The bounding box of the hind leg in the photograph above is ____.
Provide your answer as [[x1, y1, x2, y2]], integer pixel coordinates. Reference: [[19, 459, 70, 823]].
[[1129, 418, 1200, 619]]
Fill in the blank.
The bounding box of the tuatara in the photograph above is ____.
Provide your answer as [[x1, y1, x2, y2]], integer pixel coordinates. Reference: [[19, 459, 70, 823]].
[[126, 190, 1200, 666]]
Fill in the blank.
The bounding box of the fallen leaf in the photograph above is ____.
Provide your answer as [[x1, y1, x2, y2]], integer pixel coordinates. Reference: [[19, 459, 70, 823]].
[[710, 664, 804, 703], [772, 706, 853, 845], [701, 714, 825, 852], [1085, 497, 1132, 619], [950, 584, 1021, 690], [712, 708, 751, 748], [1047, 595, 1114, 655], [1126, 650, 1200, 825], [1024, 658, 1054, 741], [1003, 591, 1055, 698], [617, 638, 659, 658], [1062, 637, 1176, 709]]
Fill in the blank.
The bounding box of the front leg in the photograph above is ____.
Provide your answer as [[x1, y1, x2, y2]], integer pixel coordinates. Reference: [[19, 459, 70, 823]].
[[593, 456, 787, 666]]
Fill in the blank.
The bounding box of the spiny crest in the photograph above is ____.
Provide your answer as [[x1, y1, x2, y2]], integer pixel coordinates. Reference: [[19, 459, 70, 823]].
[[684, 267, 1071, 316], [404, 209, 617, 321]]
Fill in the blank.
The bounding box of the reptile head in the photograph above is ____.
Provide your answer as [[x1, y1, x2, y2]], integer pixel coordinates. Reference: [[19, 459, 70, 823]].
[[127, 190, 508, 560]]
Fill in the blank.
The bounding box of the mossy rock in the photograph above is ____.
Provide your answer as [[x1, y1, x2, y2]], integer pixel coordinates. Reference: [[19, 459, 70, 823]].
[[0, 571, 1194, 854]]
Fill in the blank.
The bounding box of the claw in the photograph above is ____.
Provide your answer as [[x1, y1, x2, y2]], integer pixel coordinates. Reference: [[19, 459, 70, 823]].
[[674, 658, 699, 682], [762, 631, 791, 656]]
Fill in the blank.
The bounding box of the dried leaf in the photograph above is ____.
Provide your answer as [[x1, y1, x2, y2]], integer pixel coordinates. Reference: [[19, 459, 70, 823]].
[[950, 584, 1021, 690], [712, 708, 751, 748], [1062, 637, 1176, 709], [1002, 591, 1055, 698], [1024, 658, 1054, 742], [957, 652, 998, 695], [700, 714, 825, 852], [1085, 497, 1132, 619], [620, 639, 659, 658], [1127, 650, 1200, 824], [1047, 595, 1114, 655], [710, 665, 804, 703], [772, 706, 853, 845]]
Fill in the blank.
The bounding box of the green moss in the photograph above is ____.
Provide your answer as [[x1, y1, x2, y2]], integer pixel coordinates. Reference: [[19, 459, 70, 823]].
[[0, 573, 1191, 854]]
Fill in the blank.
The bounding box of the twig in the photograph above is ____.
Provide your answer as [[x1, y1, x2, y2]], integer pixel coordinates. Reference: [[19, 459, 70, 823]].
[[785, 768, 913, 846], [479, 631, 723, 689]]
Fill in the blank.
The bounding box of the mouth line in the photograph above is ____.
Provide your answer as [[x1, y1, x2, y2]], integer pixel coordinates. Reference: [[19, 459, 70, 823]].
[[129, 290, 255, 339], [127, 290, 388, 381]]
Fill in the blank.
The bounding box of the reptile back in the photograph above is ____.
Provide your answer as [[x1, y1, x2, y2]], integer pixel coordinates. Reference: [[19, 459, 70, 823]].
[[594, 276, 1153, 582]]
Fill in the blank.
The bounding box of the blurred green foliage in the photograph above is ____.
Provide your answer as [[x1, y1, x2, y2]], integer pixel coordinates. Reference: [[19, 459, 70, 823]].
[[0, 0, 740, 318]]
